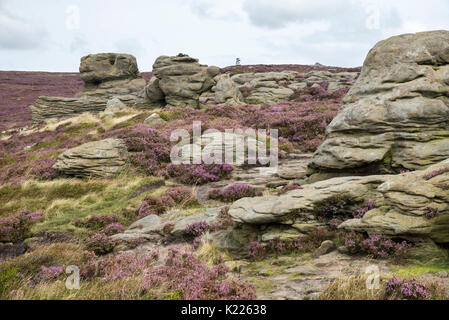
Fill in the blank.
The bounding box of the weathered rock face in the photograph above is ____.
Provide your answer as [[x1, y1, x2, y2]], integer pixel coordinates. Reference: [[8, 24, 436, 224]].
[[214, 74, 244, 105], [228, 158, 449, 243], [79, 53, 140, 84], [30, 97, 107, 123], [30, 53, 146, 123], [144, 55, 358, 108], [309, 31, 449, 177], [232, 71, 297, 105], [53, 138, 128, 178], [146, 55, 220, 108]]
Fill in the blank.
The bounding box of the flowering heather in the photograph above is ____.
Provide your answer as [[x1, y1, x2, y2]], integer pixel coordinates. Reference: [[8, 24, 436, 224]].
[[247, 237, 307, 261], [75, 214, 119, 230], [423, 206, 441, 219], [385, 277, 432, 300], [185, 221, 211, 238], [137, 195, 174, 218], [121, 125, 171, 176], [209, 184, 260, 202], [28, 265, 65, 287], [423, 167, 449, 180], [104, 223, 126, 236], [247, 241, 265, 261], [165, 185, 198, 207], [165, 163, 234, 185], [0, 210, 43, 243], [84, 233, 117, 255], [0, 71, 83, 131], [81, 251, 158, 282], [144, 247, 256, 300], [353, 200, 377, 219], [340, 232, 411, 259]]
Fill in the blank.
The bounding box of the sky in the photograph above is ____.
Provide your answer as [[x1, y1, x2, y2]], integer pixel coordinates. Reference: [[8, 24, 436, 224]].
[[0, 0, 449, 72]]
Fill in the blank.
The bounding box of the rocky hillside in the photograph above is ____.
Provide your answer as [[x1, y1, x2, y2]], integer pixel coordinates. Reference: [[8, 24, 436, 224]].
[[1, 31, 449, 301]]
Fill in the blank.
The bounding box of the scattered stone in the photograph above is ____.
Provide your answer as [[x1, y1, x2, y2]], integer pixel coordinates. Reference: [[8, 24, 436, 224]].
[[312, 240, 337, 258], [105, 97, 127, 113], [143, 113, 166, 126], [53, 138, 128, 178], [116, 207, 224, 240], [100, 97, 128, 118]]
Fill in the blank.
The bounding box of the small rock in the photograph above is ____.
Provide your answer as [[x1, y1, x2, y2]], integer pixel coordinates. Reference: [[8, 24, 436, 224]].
[[312, 240, 336, 258], [144, 113, 166, 126], [436, 271, 448, 278]]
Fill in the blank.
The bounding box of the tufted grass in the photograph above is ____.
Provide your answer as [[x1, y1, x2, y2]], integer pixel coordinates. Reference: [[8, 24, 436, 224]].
[[0, 174, 165, 236]]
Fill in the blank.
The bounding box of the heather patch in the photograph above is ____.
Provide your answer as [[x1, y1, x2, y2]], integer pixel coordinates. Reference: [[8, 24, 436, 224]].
[[424, 167, 449, 180], [84, 233, 118, 255], [74, 214, 120, 230], [143, 246, 256, 300], [339, 232, 412, 260], [165, 163, 234, 185], [247, 229, 336, 261], [423, 206, 441, 219], [208, 184, 261, 202], [0, 210, 43, 243], [385, 277, 446, 300]]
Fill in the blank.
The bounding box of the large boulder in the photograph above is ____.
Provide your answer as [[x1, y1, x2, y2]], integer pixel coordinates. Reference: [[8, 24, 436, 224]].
[[79, 53, 140, 84], [309, 31, 449, 177], [228, 158, 449, 243], [30, 53, 147, 123], [53, 138, 128, 178], [146, 55, 220, 108]]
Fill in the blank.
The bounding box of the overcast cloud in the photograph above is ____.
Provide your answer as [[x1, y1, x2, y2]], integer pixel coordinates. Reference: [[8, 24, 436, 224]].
[[0, 0, 448, 71]]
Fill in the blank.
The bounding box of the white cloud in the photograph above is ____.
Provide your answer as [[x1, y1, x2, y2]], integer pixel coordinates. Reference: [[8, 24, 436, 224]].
[[0, 1, 47, 50]]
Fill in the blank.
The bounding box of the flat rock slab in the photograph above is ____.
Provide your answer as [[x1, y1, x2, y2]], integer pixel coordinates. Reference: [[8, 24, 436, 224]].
[[53, 138, 128, 178]]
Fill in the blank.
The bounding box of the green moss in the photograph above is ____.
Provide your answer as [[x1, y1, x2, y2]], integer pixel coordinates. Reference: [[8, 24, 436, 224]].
[[247, 278, 276, 292], [393, 264, 449, 276], [25, 152, 60, 161], [159, 110, 186, 122], [64, 122, 97, 136], [29, 139, 62, 152]]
